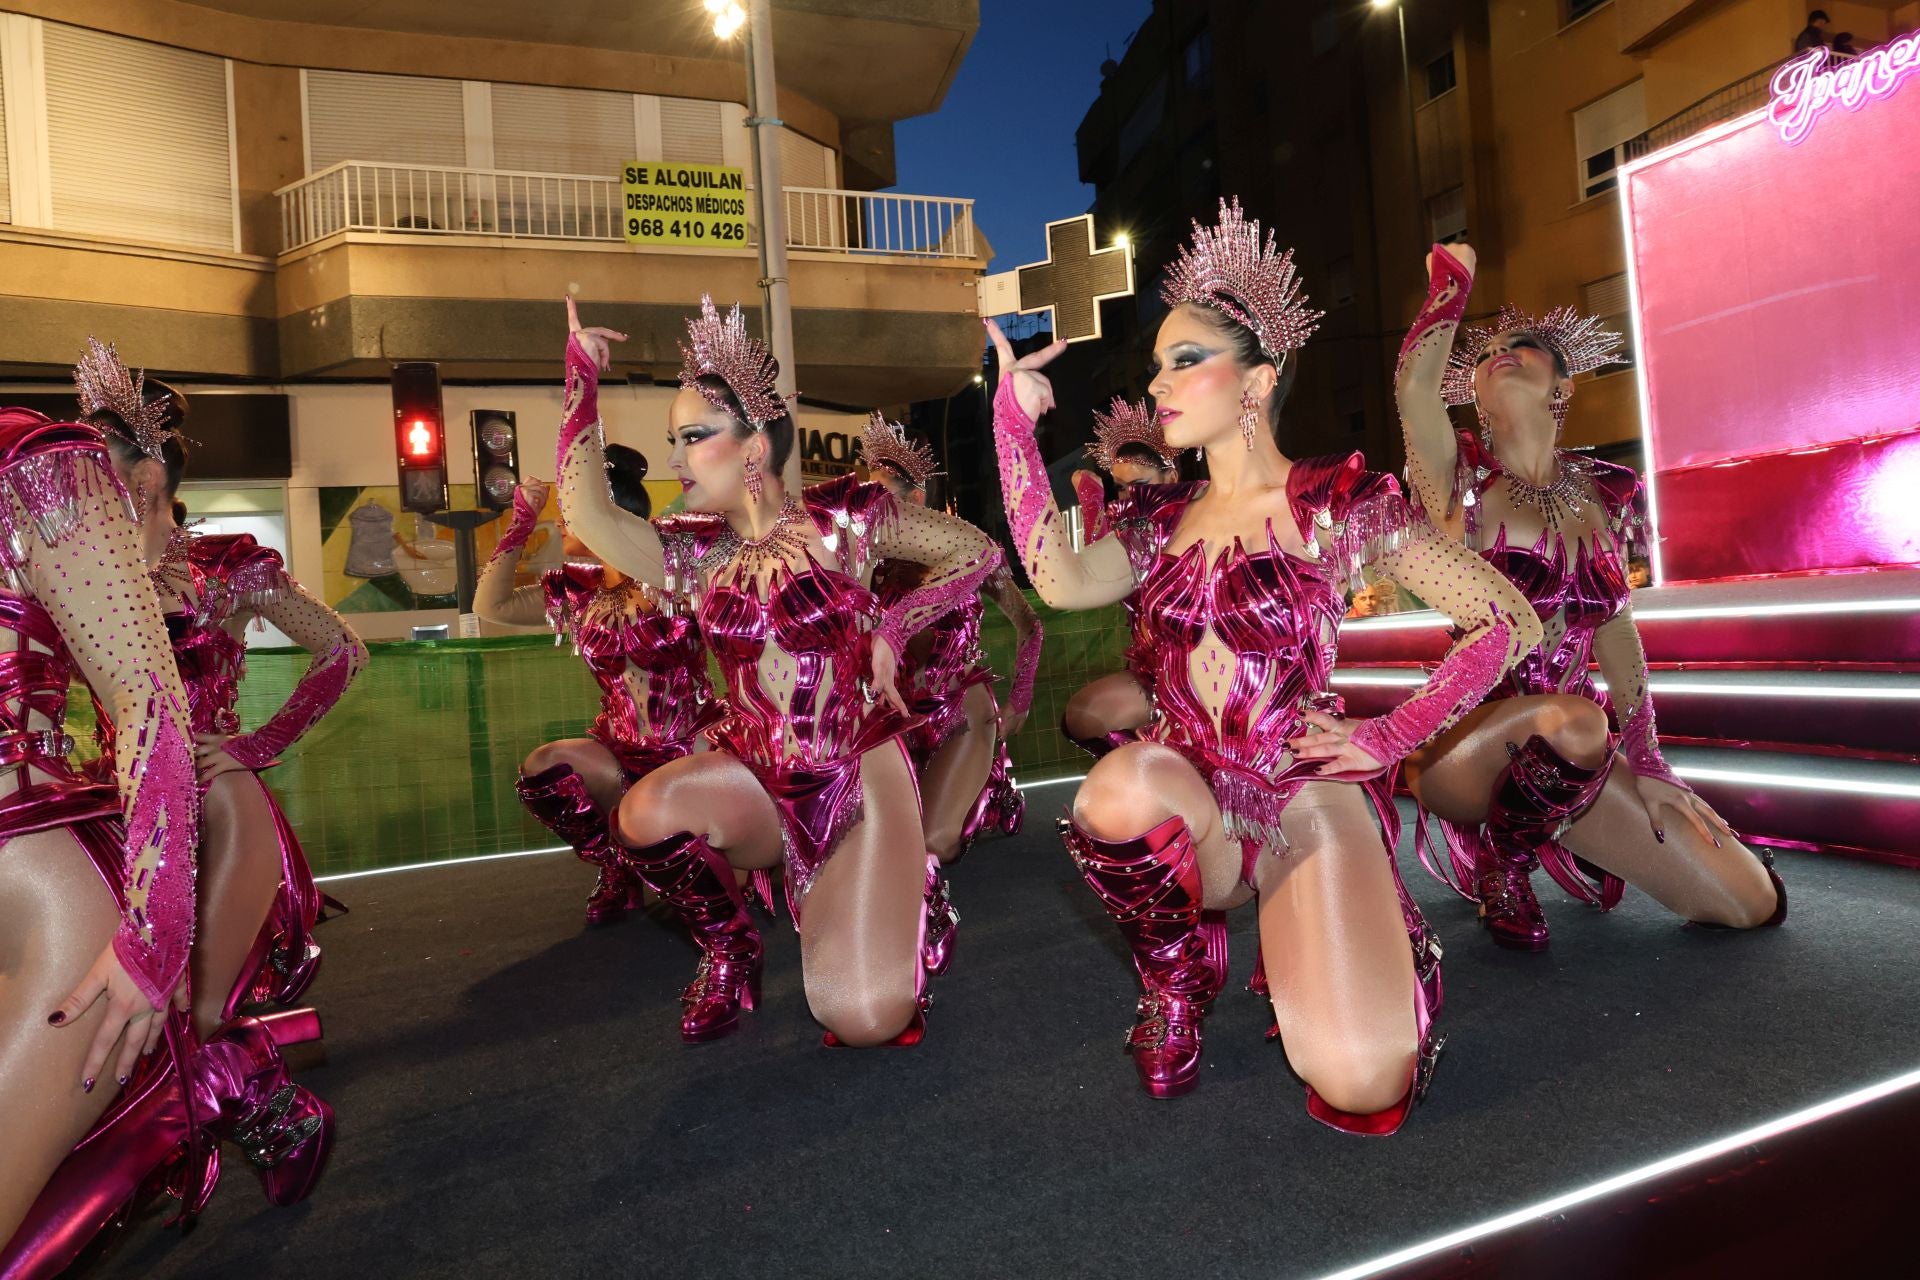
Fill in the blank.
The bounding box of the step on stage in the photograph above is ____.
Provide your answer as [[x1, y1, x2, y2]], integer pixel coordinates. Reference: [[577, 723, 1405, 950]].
[[102, 801, 1917, 1279]]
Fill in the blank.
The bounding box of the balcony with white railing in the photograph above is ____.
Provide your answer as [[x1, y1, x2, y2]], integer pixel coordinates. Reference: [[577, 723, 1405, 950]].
[[275, 161, 980, 263]]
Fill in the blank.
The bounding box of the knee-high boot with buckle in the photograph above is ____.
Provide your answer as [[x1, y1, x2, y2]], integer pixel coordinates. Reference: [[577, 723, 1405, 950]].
[[517, 762, 634, 927], [618, 830, 763, 1042], [921, 854, 960, 977], [1474, 734, 1614, 950], [1058, 813, 1226, 1098], [192, 1015, 335, 1207]]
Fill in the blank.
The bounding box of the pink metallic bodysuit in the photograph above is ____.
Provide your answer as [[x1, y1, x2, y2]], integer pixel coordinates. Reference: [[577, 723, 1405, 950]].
[[1414, 430, 1658, 906], [1113, 461, 1426, 885], [872, 558, 1038, 752], [554, 337, 999, 917], [543, 562, 726, 780]]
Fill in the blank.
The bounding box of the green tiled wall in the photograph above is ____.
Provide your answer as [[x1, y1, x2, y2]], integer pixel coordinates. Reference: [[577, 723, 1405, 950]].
[[72, 593, 1128, 874]]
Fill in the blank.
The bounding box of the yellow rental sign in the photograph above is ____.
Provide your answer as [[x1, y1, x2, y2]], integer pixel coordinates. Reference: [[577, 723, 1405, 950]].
[[622, 162, 750, 246]]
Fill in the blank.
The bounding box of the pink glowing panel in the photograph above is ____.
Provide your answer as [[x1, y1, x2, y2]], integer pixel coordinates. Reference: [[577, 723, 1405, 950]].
[[1622, 76, 1920, 581]]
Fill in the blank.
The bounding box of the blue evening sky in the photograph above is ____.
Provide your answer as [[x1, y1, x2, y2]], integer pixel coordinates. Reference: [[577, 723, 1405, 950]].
[[891, 0, 1154, 277]]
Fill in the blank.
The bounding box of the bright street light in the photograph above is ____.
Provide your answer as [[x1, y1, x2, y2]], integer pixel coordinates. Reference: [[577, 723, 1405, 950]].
[[705, 0, 746, 37]]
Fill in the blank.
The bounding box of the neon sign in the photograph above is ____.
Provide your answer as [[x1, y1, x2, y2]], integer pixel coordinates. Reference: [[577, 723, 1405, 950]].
[[1769, 38, 1920, 144]]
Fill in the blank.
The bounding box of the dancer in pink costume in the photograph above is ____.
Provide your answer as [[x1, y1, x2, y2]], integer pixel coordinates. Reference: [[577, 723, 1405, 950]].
[[1060, 397, 1179, 759], [1394, 244, 1783, 950], [556, 297, 1000, 1048], [477, 447, 728, 928], [988, 199, 1542, 1131], [861, 414, 1038, 975], [76, 341, 365, 1028], [0, 393, 325, 1278]]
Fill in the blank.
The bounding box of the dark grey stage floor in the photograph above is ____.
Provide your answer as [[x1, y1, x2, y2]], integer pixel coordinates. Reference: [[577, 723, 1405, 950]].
[[102, 790, 1920, 1279]]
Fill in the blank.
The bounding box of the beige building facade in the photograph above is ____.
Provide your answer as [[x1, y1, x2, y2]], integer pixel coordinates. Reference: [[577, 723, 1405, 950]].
[[0, 0, 982, 634]]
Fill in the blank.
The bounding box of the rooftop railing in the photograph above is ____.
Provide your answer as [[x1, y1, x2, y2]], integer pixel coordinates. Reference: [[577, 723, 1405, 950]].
[[276, 161, 978, 262]]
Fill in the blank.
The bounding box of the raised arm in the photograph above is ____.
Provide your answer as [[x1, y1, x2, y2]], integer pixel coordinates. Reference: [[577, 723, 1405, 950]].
[[553, 299, 666, 589], [870, 497, 1002, 661], [1336, 526, 1541, 775], [24, 447, 198, 1015], [474, 481, 554, 630], [1395, 244, 1475, 538], [220, 568, 369, 771], [983, 559, 1043, 733], [986, 321, 1136, 610]]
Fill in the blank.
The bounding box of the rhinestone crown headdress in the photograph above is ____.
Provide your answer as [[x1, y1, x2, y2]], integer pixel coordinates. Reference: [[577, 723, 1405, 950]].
[[1441, 305, 1626, 406], [678, 295, 787, 427], [1160, 198, 1323, 362], [858, 412, 939, 488], [1088, 396, 1175, 471], [73, 336, 178, 460]]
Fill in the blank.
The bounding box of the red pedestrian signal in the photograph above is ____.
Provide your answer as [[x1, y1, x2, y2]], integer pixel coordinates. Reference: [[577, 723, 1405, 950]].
[[391, 362, 448, 514]]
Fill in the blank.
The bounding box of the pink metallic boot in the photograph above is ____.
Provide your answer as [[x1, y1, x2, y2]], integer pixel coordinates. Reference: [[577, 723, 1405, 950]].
[[922, 854, 960, 977], [619, 830, 763, 1042], [1474, 734, 1615, 950], [0, 1026, 208, 1279], [1059, 813, 1227, 1099], [192, 1016, 335, 1207], [517, 762, 633, 927]]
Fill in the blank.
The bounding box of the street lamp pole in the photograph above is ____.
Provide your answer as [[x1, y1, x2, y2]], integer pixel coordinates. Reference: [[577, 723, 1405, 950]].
[[743, 0, 796, 411], [1377, 0, 1426, 245], [711, 0, 801, 488]]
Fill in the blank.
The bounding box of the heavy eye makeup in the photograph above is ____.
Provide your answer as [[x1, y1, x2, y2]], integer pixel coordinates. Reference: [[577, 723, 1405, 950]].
[[1475, 335, 1544, 366], [667, 425, 719, 448], [1147, 344, 1218, 378]]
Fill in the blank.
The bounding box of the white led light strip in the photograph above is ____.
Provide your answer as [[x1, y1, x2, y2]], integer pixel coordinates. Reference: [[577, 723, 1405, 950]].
[[1329, 671, 1920, 700], [1635, 597, 1920, 621], [316, 845, 571, 884], [1674, 765, 1920, 800], [1310, 1064, 1920, 1280], [314, 777, 1094, 885]]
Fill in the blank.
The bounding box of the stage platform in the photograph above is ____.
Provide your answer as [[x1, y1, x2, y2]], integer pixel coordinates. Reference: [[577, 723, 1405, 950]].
[[100, 790, 1917, 1279]]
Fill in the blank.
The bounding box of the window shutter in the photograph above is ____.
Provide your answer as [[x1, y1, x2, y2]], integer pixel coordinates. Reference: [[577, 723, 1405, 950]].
[[0, 54, 10, 223], [492, 82, 634, 176], [777, 127, 830, 188], [1582, 273, 1629, 319], [659, 97, 725, 164], [43, 22, 233, 250], [1573, 80, 1647, 163], [306, 69, 466, 171]]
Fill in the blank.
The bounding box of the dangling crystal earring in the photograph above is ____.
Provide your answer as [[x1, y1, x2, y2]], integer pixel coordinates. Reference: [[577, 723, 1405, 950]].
[[743, 455, 763, 502], [1476, 407, 1493, 451], [135, 485, 152, 521], [1550, 389, 1569, 438], [1238, 387, 1260, 451]]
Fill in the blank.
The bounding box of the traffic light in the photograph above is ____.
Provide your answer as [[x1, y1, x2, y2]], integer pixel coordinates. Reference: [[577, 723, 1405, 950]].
[[391, 362, 447, 514], [470, 409, 520, 512]]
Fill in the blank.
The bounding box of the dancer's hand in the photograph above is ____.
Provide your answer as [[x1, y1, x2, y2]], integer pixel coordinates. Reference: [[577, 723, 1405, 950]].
[[1427, 242, 1477, 279], [1002, 709, 1028, 738], [868, 636, 911, 717], [1634, 774, 1733, 848], [194, 732, 252, 783], [1289, 710, 1386, 776], [565, 296, 627, 371], [517, 478, 552, 513], [48, 946, 170, 1092], [986, 319, 1068, 423]]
